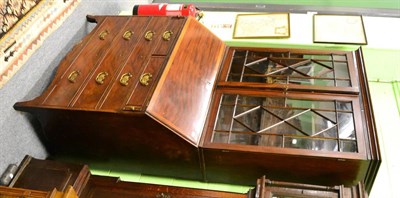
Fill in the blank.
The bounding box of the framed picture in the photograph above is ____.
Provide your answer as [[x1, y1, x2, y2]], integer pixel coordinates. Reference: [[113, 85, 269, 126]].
[[313, 14, 367, 45], [233, 13, 290, 39]]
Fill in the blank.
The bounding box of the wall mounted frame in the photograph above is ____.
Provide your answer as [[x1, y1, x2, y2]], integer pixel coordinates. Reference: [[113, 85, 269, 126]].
[[313, 14, 367, 45], [233, 13, 290, 39]]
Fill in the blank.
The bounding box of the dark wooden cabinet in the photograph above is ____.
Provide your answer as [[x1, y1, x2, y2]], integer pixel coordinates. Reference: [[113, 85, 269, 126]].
[[2, 156, 368, 198], [14, 15, 380, 193]]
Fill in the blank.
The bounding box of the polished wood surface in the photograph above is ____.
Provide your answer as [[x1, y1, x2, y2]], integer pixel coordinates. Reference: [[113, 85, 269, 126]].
[[81, 175, 248, 198], [13, 16, 379, 192], [9, 156, 90, 195], [147, 17, 226, 146], [42, 16, 130, 107], [71, 16, 152, 109]]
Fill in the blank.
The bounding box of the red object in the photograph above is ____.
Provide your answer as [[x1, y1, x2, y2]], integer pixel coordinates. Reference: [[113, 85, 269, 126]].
[[132, 3, 197, 18]]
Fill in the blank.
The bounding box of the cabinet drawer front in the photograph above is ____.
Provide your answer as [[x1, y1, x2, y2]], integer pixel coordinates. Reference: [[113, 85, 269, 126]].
[[124, 56, 165, 109], [152, 17, 186, 56], [98, 17, 171, 111], [42, 17, 130, 107], [71, 17, 151, 109]]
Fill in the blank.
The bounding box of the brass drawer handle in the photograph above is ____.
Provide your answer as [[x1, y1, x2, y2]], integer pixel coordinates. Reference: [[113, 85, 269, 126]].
[[144, 31, 155, 41], [99, 30, 109, 40], [162, 31, 173, 41], [156, 192, 170, 198], [123, 30, 133, 40], [95, 72, 108, 84], [119, 72, 132, 86], [68, 70, 80, 83], [139, 73, 152, 86]]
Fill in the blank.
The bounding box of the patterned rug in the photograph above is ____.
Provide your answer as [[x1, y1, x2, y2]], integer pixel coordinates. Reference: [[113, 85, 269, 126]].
[[0, 0, 80, 88]]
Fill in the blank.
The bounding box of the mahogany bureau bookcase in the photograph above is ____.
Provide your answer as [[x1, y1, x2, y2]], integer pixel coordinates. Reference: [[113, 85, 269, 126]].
[[14, 15, 380, 192]]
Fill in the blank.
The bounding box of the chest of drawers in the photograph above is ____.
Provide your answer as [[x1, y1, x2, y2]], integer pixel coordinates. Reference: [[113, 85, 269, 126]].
[[14, 15, 380, 192]]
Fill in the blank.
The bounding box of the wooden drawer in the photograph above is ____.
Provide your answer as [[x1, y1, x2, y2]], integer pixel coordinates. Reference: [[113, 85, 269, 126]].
[[121, 56, 165, 111], [71, 17, 151, 109], [99, 16, 185, 111], [152, 16, 186, 56], [42, 17, 130, 107]]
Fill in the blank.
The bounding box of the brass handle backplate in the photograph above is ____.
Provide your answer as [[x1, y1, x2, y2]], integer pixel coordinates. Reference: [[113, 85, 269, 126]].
[[95, 72, 108, 84], [119, 73, 133, 86], [123, 30, 133, 40], [156, 192, 170, 198], [139, 73, 152, 86], [144, 31, 155, 41], [123, 105, 142, 112], [99, 30, 109, 40], [68, 71, 80, 83], [162, 31, 173, 41]]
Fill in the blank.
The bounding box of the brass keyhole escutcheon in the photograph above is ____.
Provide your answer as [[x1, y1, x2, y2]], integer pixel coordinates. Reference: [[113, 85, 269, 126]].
[[139, 73, 152, 86], [99, 30, 109, 40], [67, 70, 80, 83], [123, 30, 133, 40], [119, 72, 132, 86], [95, 72, 108, 84], [162, 31, 173, 41], [144, 31, 155, 41]]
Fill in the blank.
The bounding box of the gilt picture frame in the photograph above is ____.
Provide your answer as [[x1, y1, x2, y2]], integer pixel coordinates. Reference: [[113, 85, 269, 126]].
[[233, 13, 290, 39], [313, 14, 367, 45]]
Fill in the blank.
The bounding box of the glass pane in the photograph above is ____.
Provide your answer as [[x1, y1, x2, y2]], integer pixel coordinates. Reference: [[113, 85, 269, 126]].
[[212, 132, 229, 143], [336, 101, 352, 112], [284, 137, 338, 151], [211, 94, 357, 153], [286, 99, 335, 110], [228, 51, 246, 81], [243, 67, 266, 83], [230, 132, 259, 145], [341, 140, 357, 152], [309, 62, 334, 78], [338, 112, 355, 139], [334, 62, 350, 79], [258, 135, 283, 147], [235, 107, 262, 132], [313, 125, 338, 139], [214, 105, 234, 131], [311, 79, 335, 86], [337, 80, 351, 87], [231, 121, 253, 133], [221, 94, 236, 104], [302, 54, 332, 60], [226, 50, 355, 89], [285, 110, 335, 136], [237, 95, 263, 106], [315, 110, 337, 123], [333, 54, 347, 61]]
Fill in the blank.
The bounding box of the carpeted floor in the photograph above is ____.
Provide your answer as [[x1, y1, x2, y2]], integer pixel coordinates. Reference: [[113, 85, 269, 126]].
[[0, 0, 150, 178]]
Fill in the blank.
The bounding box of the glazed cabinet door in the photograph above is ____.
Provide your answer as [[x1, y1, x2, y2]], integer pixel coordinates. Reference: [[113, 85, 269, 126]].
[[201, 47, 379, 188], [218, 48, 359, 94]]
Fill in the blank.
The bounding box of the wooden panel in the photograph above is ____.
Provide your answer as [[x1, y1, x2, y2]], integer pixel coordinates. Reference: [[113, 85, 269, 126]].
[[9, 156, 90, 195], [147, 17, 226, 146], [42, 17, 130, 107], [124, 56, 165, 108], [71, 16, 150, 109], [98, 17, 172, 111], [152, 16, 186, 56], [202, 148, 370, 187], [81, 175, 248, 198]]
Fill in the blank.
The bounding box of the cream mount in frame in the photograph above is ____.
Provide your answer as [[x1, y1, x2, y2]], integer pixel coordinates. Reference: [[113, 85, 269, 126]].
[[233, 13, 290, 39], [313, 14, 367, 45]]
